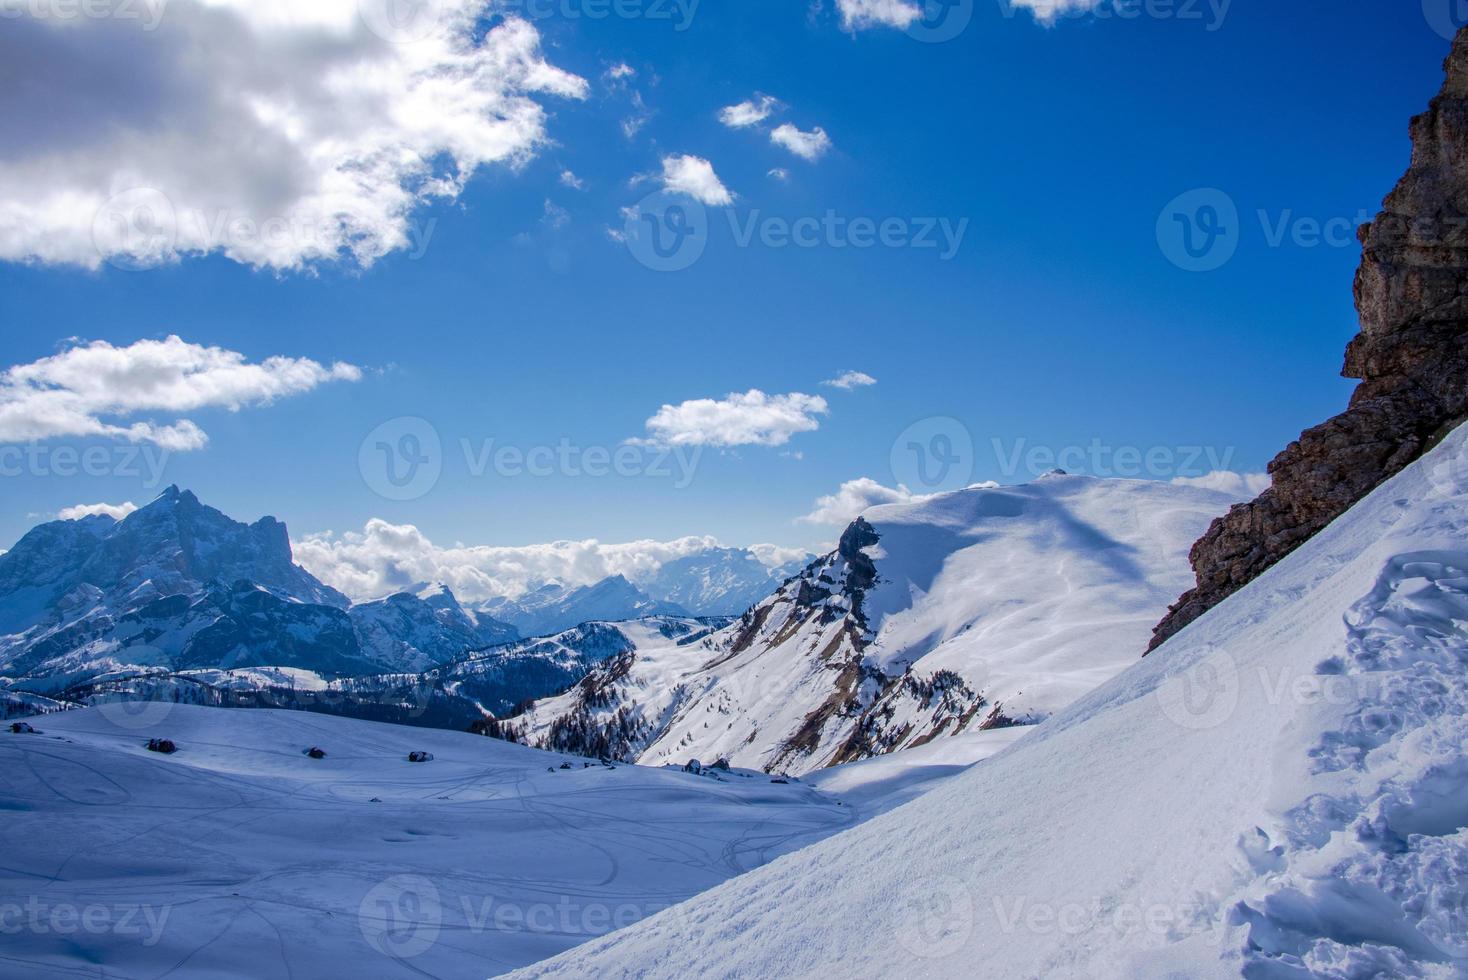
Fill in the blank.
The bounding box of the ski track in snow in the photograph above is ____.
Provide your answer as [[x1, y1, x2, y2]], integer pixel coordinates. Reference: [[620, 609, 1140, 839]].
[[0, 705, 901, 978]]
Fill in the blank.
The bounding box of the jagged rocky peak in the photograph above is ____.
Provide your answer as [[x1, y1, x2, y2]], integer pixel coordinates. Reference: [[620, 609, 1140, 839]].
[[1152, 27, 1468, 649]]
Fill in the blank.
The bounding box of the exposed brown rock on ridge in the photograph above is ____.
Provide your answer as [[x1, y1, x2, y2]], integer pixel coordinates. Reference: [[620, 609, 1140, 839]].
[[1151, 28, 1468, 651]]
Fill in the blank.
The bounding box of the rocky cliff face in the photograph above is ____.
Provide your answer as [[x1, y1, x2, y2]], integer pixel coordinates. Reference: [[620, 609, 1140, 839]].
[[1151, 28, 1468, 650]]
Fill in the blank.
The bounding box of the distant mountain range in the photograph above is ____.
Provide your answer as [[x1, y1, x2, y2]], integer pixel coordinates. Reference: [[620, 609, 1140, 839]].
[[0, 488, 800, 718], [1, 477, 1236, 773], [477, 548, 807, 638]]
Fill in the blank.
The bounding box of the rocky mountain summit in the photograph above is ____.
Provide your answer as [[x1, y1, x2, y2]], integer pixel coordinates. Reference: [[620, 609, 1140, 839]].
[[1152, 28, 1468, 649], [0, 489, 519, 688]]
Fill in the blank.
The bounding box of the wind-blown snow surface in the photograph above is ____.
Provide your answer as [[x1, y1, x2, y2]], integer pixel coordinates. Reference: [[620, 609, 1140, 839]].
[[513, 475, 1233, 776], [509, 426, 1468, 977], [0, 705, 878, 978]]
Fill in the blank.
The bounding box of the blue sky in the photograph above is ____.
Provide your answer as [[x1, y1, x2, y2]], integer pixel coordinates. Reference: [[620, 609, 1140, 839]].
[[0, 0, 1454, 592]]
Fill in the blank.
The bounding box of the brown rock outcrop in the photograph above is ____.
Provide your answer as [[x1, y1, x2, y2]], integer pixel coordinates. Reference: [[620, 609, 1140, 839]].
[[1150, 28, 1468, 651]]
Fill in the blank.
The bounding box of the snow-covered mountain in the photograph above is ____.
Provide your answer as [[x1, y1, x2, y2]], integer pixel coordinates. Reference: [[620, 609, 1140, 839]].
[[0, 489, 519, 690], [508, 393, 1468, 980], [348, 582, 519, 674], [479, 575, 691, 637], [639, 547, 810, 616], [500, 474, 1237, 775]]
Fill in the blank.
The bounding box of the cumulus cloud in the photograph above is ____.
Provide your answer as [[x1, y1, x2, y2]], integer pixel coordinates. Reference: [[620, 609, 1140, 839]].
[[605, 62, 637, 83], [0, 3, 587, 272], [636, 389, 828, 449], [559, 170, 585, 191], [1171, 471, 1271, 501], [0, 336, 361, 450], [1004, 0, 1107, 22], [719, 95, 781, 129], [659, 155, 734, 206], [768, 168, 790, 182], [800, 477, 929, 525], [836, 0, 922, 31], [58, 501, 138, 521], [823, 370, 877, 390], [838, 0, 1094, 31], [771, 124, 833, 161], [293, 521, 799, 603]]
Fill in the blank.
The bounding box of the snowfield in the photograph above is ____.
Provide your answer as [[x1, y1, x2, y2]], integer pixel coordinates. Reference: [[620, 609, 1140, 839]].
[[505, 424, 1468, 977], [0, 701, 973, 978]]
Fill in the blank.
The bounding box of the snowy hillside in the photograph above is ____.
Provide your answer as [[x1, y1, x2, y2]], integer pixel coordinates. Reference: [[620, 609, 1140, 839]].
[[507, 420, 1468, 978], [503, 475, 1236, 775], [0, 703, 963, 978]]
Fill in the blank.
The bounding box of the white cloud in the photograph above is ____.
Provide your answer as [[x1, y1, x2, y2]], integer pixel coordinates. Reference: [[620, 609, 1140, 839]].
[[823, 371, 877, 390], [58, 501, 138, 522], [294, 522, 799, 603], [768, 168, 790, 182], [0, 336, 361, 450], [748, 543, 812, 569], [719, 95, 781, 129], [1171, 471, 1271, 501], [605, 62, 637, 82], [771, 124, 833, 162], [800, 477, 929, 525], [560, 170, 586, 191], [838, 0, 1097, 31], [659, 155, 734, 206], [637, 389, 828, 449], [1006, 0, 1107, 22], [836, 0, 922, 31], [0, 4, 587, 271], [541, 199, 570, 230]]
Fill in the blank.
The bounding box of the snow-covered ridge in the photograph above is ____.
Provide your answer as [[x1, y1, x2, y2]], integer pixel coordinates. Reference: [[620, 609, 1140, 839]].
[[501, 474, 1236, 776], [506, 419, 1468, 978]]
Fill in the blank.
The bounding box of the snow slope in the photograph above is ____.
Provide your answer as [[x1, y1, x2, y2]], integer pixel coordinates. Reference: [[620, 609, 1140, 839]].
[[508, 475, 1234, 776], [0, 704, 873, 978], [507, 421, 1468, 977]]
